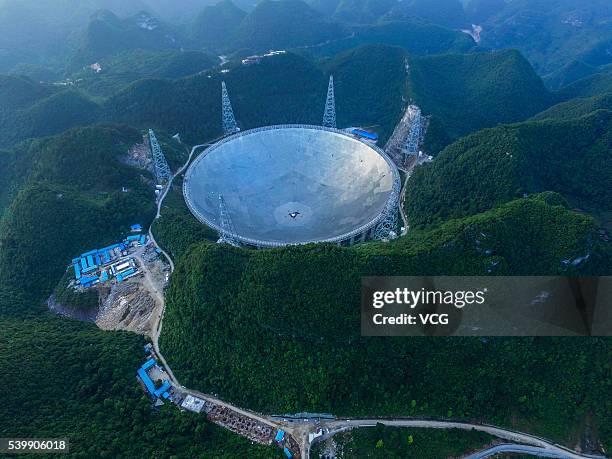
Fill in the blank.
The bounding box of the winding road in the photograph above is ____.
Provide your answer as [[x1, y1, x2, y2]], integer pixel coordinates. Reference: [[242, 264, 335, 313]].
[[148, 140, 217, 385], [142, 139, 605, 459], [466, 444, 585, 459], [309, 420, 604, 459]]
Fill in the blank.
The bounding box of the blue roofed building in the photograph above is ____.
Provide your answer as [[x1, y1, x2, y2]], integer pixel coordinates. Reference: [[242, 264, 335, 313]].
[[131, 224, 143, 232], [275, 430, 285, 442], [153, 381, 171, 397], [80, 275, 99, 287], [137, 359, 172, 400], [351, 128, 378, 141], [73, 262, 82, 279], [137, 367, 156, 395], [284, 447, 293, 458]]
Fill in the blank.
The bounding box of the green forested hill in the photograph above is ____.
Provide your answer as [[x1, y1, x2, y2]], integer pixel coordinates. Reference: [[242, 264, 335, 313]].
[[329, 45, 407, 140], [70, 10, 184, 69], [159, 195, 611, 447], [558, 72, 612, 100], [298, 19, 475, 59], [0, 125, 156, 312], [532, 93, 612, 121], [2, 46, 559, 150], [0, 74, 56, 109], [328, 0, 398, 23], [0, 313, 282, 458], [406, 110, 612, 228], [231, 0, 346, 52], [191, 0, 247, 50], [0, 121, 282, 457], [7, 90, 102, 146], [479, 0, 612, 76], [384, 0, 467, 29], [545, 61, 611, 90], [0, 78, 102, 149], [104, 47, 558, 146], [72, 49, 219, 98], [104, 52, 327, 144], [316, 0, 468, 29], [407, 49, 554, 140]]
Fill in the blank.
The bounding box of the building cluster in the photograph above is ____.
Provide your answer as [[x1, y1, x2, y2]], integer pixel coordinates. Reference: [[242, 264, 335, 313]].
[[241, 50, 286, 66], [71, 224, 146, 288], [135, 353, 302, 456], [274, 430, 298, 458]]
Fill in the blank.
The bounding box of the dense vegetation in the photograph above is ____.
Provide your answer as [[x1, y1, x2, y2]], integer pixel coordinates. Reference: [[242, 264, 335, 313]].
[[313, 0, 468, 29], [1, 2, 611, 456], [0, 76, 101, 148], [232, 0, 345, 52], [105, 51, 327, 144], [479, 0, 612, 76], [532, 93, 612, 121], [191, 0, 247, 50], [0, 123, 280, 458], [311, 426, 495, 458], [299, 19, 475, 60], [52, 270, 100, 313], [558, 72, 612, 100], [72, 49, 219, 98], [0, 314, 282, 458], [0, 125, 156, 312], [406, 110, 612, 228], [2, 44, 565, 151], [70, 10, 183, 69], [546, 61, 612, 90], [160, 196, 611, 449], [407, 49, 554, 140]]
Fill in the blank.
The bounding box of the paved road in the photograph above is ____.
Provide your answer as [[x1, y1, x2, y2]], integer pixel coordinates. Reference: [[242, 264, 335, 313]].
[[465, 444, 579, 459], [148, 142, 207, 382], [309, 420, 604, 459], [399, 171, 410, 236]]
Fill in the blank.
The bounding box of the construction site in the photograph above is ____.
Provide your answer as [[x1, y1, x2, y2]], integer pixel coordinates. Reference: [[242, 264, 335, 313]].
[[136, 345, 301, 458], [71, 229, 146, 289]]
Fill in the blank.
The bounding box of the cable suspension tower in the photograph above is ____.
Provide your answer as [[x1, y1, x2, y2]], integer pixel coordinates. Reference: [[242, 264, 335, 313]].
[[322, 75, 336, 128], [221, 81, 239, 136], [404, 106, 422, 163], [373, 178, 401, 241], [217, 194, 240, 246], [148, 129, 172, 184]]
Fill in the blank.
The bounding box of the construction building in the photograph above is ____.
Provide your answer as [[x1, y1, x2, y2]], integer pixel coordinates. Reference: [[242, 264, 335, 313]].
[[71, 226, 147, 289], [137, 358, 172, 400]]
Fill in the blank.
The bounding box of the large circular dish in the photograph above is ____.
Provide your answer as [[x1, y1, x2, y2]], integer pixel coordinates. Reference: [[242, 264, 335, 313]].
[[183, 124, 399, 247]]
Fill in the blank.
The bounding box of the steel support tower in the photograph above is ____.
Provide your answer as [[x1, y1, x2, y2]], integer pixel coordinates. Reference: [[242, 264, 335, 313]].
[[322, 75, 336, 128], [148, 129, 172, 184], [373, 178, 401, 241], [217, 194, 240, 246], [404, 107, 422, 163], [221, 81, 239, 136]]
